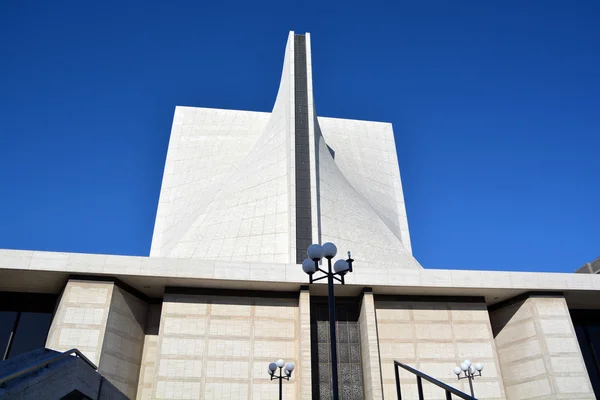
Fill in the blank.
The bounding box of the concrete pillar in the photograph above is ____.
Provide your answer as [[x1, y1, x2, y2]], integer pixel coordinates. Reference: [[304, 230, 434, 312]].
[[358, 288, 383, 400], [136, 303, 162, 400], [46, 279, 148, 399], [490, 294, 594, 399], [298, 286, 312, 400]]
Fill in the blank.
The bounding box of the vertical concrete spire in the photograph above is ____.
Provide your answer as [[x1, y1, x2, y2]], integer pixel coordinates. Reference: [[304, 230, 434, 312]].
[[292, 33, 314, 263], [151, 31, 422, 270]]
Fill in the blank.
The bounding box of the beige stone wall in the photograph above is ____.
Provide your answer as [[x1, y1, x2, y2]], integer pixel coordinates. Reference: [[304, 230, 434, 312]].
[[46, 279, 148, 400], [490, 295, 594, 399], [137, 303, 162, 400], [375, 299, 506, 400], [46, 280, 115, 366], [359, 291, 383, 399], [298, 287, 312, 400], [152, 293, 300, 399], [99, 286, 148, 399]]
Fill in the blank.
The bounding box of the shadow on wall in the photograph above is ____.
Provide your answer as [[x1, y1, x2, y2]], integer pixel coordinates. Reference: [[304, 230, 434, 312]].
[[327, 144, 335, 159], [488, 299, 524, 338], [145, 303, 162, 336], [123, 289, 149, 333], [374, 296, 489, 312], [165, 289, 299, 307]]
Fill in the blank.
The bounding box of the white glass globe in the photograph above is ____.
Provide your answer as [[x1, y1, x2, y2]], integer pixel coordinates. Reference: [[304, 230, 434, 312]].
[[453, 367, 462, 376], [268, 362, 277, 372], [322, 242, 337, 258], [460, 363, 468, 371], [276, 359, 285, 368], [285, 362, 295, 372], [464, 360, 472, 367], [334, 259, 349, 274], [469, 365, 476, 375], [268, 367, 274, 376], [307, 244, 324, 260], [302, 258, 316, 274], [475, 363, 483, 372]]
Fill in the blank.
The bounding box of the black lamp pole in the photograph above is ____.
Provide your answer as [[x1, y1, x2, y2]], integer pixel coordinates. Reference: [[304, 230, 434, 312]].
[[270, 366, 289, 400], [325, 256, 340, 400], [307, 247, 354, 400]]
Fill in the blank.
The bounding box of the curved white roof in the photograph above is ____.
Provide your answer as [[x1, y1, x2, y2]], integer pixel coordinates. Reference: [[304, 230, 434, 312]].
[[150, 32, 421, 270]]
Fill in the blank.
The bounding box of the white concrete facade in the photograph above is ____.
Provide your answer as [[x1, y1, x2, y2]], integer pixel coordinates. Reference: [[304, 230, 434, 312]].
[[490, 295, 595, 399], [150, 31, 418, 269], [1, 31, 599, 400], [45, 280, 147, 399]]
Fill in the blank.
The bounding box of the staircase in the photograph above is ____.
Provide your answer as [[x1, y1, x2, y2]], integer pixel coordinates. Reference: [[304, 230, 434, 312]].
[[0, 348, 129, 400], [394, 361, 476, 400]]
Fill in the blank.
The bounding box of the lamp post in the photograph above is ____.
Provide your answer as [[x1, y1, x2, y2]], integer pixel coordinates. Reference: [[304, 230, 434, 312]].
[[453, 359, 483, 397], [301, 242, 354, 400], [268, 359, 295, 400]]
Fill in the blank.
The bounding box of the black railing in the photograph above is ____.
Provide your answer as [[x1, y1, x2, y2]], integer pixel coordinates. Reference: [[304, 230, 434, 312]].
[[394, 361, 477, 400]]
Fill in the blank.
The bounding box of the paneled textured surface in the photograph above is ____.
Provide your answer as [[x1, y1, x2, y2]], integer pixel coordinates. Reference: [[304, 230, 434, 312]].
[[358, 292, 383, 399], [46, 280, 147, 399], [45, 280, 114, 366], [375, 299, 506, 400], [299, 288, 313, 400], [136, 303, 162, 400], [490, 295, 594, 399], [152, 294, 299, 399], [151, 32, 295, 264], [150, 107, 270, 259], [99, 286, 147, 399], [316, 132, 422, 277], [317, 117, 411, 254], [311, 299, 365, 399], [150, 30, 422, 271]]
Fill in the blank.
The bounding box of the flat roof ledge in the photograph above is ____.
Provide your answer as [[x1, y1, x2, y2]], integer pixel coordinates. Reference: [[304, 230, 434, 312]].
[[1, 249, 599, 308]]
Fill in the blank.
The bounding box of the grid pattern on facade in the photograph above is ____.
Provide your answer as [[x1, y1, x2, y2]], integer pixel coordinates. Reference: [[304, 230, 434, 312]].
[[311, 299, 364, 399], [294, 34, 312, 264], [153, 294, 299, 399], [377, 299, 506, 399]]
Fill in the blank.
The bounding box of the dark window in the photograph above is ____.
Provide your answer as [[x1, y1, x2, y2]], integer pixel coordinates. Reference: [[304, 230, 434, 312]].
[[311, 297, 364, 399], [0, 292, 57, 360], [9, 312, 54, 357], [0, 311, 18, 359]]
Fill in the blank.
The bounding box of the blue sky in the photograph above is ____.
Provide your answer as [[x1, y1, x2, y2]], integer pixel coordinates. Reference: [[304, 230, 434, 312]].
[[0, 1, 598, 272]]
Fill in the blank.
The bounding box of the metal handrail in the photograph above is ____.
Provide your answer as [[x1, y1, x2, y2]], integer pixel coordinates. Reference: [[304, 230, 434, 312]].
[[0, 348, 97, 387], [394, 361, 477, 400]]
